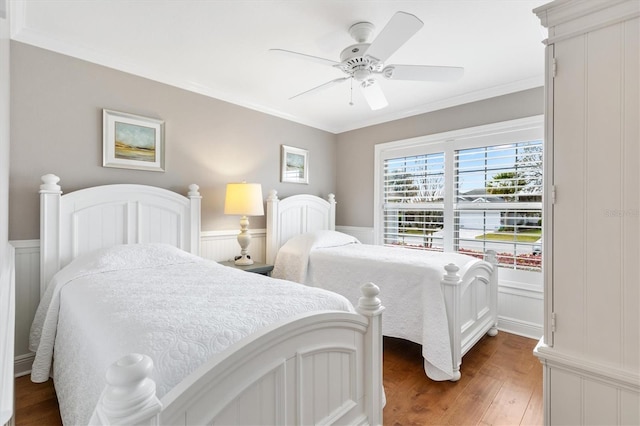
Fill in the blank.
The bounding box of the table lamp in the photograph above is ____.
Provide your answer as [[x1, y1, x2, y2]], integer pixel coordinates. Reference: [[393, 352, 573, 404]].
[[224, 182, 264, 265]]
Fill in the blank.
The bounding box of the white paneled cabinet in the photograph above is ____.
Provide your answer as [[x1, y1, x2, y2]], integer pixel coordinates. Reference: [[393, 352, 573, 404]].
[[534, 0, 639, 424]]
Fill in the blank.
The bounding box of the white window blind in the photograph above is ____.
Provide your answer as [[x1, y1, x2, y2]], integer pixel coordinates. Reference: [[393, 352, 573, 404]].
[[454, 140, 543, 271], [376, 117, 544, 273], [382, 152, 445, 251]]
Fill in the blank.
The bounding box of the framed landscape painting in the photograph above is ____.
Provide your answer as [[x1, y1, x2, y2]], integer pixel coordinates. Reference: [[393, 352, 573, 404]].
[[281, 145, 308, 184], [103, 109, 165, 172]]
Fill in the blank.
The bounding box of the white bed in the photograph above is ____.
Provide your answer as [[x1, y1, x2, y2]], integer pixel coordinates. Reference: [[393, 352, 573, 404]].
[[265, 190, 498, 382], [32, 174, 385, 426]]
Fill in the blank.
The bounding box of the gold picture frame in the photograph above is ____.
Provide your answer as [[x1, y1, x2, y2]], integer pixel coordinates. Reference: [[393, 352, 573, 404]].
[[103, 109, 165, 172]]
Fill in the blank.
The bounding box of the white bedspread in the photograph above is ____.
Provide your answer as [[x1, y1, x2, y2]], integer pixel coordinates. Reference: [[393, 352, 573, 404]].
[[272, 231, 478, 381], [29, 243, 353, 426]]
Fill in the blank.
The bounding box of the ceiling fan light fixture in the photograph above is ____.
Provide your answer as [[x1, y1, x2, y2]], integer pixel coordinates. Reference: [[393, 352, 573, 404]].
[[353, 68, 371, 81]]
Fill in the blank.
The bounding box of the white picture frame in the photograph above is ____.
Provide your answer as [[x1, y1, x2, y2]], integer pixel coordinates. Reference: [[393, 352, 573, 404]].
[[103, 109, 165, 172], [281, 145, 309, 184]]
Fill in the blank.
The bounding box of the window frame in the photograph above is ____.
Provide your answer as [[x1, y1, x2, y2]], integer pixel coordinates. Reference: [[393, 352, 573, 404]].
[[374, 115, 544, 285]]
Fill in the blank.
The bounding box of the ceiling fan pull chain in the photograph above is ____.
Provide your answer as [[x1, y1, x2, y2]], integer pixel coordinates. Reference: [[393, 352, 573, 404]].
[[349, 77, 354, 106]]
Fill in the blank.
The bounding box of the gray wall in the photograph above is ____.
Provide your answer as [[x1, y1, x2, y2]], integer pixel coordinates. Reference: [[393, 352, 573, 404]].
[[9, 42, 337, 240], [9, 41, 544, 239], [334, 87, 544, 227]]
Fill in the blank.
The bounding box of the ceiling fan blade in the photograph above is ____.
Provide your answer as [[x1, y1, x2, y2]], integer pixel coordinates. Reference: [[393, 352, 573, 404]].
[[289, 77, 350, 100], [364, 11, 423, 63], [269, 48, 339, 67], [382, 64, 464, 81], [360, 79, 388, 110]]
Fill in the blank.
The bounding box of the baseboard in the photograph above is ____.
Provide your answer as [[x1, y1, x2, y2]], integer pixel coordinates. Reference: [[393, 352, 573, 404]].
[[13, 353, 33, 378], [498, 316, 543, 340]]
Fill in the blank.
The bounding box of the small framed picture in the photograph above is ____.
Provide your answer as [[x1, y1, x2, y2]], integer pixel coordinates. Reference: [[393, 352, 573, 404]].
[[281, 145, 309, 184], [103, 109, 165, 172]]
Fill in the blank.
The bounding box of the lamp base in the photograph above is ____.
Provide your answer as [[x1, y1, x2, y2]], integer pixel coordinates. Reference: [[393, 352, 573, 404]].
[[234, 255, 254, 266]]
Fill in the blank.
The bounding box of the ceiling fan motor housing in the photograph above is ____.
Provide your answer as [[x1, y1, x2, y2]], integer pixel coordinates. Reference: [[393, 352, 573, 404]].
[[338, 43, 383, 81]]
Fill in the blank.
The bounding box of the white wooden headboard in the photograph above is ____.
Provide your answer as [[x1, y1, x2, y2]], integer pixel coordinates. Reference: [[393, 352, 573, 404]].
[[39, 174, 202, 295], [265, 190, 336, 265]]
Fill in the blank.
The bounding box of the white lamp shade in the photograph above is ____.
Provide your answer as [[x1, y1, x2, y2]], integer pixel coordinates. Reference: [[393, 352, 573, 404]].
[[224, 183, 264, 216]]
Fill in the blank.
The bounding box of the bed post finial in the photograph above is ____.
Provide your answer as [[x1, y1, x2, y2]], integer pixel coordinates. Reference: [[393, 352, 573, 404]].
[[92, 353, 162, 425], [267, 189, 278, 201], [357, 282, 384, 425], [443, 263, 460, 284], [40, 174, 61, 192], [358, 282, 382, 312], [484, 249, 498, 266], [188, 184, 200, 198]]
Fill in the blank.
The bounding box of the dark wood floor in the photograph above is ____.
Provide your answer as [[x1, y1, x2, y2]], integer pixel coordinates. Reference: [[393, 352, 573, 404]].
[[383, 333, 542, 425], [14, 332, 542, 425]]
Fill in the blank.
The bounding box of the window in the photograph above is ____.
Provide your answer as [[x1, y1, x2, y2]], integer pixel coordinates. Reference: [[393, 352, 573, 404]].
[[383, 152, 445, 251], [376, 117, 543, 273]]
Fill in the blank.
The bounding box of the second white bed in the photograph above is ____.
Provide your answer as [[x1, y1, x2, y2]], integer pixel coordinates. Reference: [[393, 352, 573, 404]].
[[266, 191, 498, 382]]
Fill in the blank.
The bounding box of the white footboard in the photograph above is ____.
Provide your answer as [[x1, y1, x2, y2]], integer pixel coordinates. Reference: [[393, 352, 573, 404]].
[[92, 284, 385, 426], [441, 250, 498, 381]]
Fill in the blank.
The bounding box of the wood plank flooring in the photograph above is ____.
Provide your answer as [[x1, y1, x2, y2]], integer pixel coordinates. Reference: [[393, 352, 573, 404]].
[[14, 331, 542, 425], [383, 333, 543, 426]]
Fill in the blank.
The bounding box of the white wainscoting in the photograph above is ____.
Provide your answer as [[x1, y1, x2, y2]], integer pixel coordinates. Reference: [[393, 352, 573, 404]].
[[200, 229, 266, 263], [535, 341, 640, 425], [335, 226, 375, 245], [11, 240, 38, 377], [12, 227, 542, 376]]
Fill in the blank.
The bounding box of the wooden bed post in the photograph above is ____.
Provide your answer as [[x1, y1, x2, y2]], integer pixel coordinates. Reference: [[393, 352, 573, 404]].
[[356, 282, 385, 425], [39, 174, 62, 297], [92, 354, 162, 426], [187, 184, 201, 256], [265, 189, 279, 265]]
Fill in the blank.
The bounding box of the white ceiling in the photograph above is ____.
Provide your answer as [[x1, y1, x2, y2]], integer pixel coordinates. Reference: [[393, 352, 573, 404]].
[[9, 0, 548, 134]]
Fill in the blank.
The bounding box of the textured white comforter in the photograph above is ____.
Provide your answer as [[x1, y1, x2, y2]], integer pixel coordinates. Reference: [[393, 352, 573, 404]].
[[272, 231, 479, 381], [29, 243, 353, 425]]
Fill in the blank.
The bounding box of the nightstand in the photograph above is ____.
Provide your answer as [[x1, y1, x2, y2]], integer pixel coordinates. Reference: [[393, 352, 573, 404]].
[[219, 261, 274, 276]]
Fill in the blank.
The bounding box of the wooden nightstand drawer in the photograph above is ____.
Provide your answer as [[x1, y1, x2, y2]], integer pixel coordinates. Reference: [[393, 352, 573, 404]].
[[219, 261, 274, 276]]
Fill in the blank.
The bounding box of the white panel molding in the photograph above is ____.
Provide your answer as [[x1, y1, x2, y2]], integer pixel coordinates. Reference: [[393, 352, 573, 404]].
[[200, 229, 266, 263], [535, 341, 640, 425], [10, 240, 39, 377], [335, 226, 374, 245], [535, 343, 640, 395]]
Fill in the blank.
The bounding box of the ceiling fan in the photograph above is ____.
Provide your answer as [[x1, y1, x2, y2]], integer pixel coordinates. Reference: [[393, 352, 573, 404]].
[[271, 11, 464, 110]]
